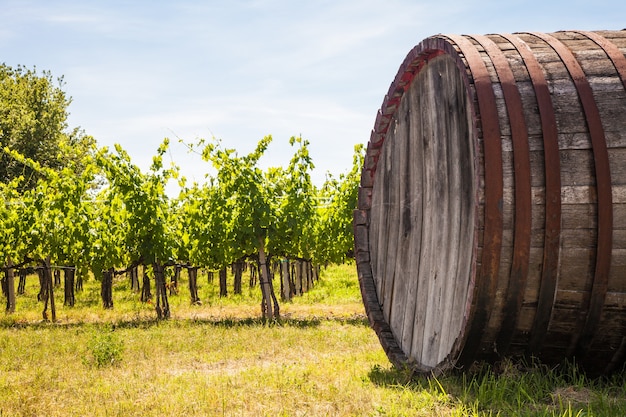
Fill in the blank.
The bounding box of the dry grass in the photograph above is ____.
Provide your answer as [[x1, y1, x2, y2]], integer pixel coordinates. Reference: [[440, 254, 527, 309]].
[[1, 263, 626, 416]]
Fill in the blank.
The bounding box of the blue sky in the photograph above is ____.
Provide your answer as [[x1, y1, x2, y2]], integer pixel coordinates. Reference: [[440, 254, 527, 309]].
[[1, 0, 624, 189]]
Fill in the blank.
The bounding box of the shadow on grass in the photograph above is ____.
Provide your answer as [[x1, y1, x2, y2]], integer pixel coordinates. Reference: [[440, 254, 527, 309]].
[[367, 363, 427, 388], [0, 314, 369, 331], [367, 358, 626, 416]]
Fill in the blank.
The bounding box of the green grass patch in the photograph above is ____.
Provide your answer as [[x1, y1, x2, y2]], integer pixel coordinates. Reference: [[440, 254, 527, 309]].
[[1, 263, 625, 416], [84, 327, 125, 368]]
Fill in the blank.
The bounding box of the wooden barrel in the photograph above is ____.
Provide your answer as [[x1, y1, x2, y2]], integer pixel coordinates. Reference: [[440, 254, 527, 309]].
[[354, 30, 626, 376]]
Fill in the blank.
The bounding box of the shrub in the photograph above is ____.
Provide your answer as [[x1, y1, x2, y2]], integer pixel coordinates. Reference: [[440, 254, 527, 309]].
[[84, 329, 124, 368]]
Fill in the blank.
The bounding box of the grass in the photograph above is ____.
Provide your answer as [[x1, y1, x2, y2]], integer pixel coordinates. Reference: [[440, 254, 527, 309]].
[[1, 263, 625, 416]]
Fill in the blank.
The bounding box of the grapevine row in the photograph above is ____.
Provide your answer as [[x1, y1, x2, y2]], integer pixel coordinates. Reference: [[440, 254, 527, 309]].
[[1, 136, 364, 320]]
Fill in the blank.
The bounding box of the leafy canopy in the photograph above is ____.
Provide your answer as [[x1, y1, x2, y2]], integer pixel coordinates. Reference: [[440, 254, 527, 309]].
[[0, 64, 95, 190]]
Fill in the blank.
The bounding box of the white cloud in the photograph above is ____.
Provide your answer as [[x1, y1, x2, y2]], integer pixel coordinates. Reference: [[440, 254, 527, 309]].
[[6, 0, 626, 198]]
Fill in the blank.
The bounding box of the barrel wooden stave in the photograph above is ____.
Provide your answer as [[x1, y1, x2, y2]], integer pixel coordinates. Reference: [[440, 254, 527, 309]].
[[368, 52, 476, 370], [356, 29, 626, 375]]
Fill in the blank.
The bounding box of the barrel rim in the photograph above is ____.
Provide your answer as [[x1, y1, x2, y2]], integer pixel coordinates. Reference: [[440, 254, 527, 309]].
[[355, 33, 485, 375], [355, 28, 626, 377]]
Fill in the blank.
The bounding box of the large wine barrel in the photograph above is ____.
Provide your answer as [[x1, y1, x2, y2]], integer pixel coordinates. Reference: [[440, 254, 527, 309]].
[[354, 30, 626, 376]]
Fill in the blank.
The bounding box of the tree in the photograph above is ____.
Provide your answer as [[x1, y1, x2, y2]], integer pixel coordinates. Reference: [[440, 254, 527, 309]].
[[267, 136, 316, 258], [176, 178, 231, 304], [0, 64, 95, 190], [1, 142, 97, 320], [314, 144, 364, 264], [87, 184, 127, 309], [0, 124, 364, 319], [202, 136, 280, 319], [0, 177, 25, 313], [96, 140, 178, 318], [265, 137, 317, 300]]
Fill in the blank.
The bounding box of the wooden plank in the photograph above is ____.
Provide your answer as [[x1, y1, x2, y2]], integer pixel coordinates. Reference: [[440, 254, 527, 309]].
[[372, 133, 393, 305], [500, 184, 626, 205], [410, 58, 438, 366], [368, 140, 385, 298], [400, 77, 424, 358], [381, 117, 402, 322], [608, 249, 626, 292], [388, 90, 411, 349], [421, 56, 453, 366], [438, 56, 476, 362]]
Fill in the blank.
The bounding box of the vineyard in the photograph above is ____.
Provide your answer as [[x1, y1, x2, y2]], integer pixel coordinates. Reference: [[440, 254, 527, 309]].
[[3, 264, 626, 416], [3, 44, 626, 417], [0, 133, 364, 321]]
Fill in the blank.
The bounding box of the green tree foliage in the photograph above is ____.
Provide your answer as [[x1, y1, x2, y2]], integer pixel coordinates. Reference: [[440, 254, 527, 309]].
[[202, 136, 273, 259], [266, 136, 317, 261], [202, 136, 279, 318], [197, 135, 361, 317], [0, 177, 24, 313], [0, 177, 27, 267], [1, 126, 363, 320], [176, 178, 230, 271], [1, 142, 98, 319], [315, 144, 365, 264], [95, 140, 178, 318], [0, 64, 95, 189], [12, 149, 95, 270]]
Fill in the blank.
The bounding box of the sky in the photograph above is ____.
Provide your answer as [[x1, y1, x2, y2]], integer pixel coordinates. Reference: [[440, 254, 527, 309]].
[[1, 0, 625, 192]]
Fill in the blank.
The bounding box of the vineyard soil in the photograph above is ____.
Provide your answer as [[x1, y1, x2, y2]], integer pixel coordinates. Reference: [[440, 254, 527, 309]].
[[1, 264, 625, 416]]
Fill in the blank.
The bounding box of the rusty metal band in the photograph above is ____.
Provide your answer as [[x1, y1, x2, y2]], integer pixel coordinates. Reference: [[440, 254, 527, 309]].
[[532, 31, 613, 358], [504, 33, 562, 356], [574, 30, 625, 368], [574, 31, 626, 91], [472, 34, 533, 356], [445, 34, 504, 367]]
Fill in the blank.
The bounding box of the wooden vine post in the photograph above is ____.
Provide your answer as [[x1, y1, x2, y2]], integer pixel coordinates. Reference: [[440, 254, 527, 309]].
[[5, 258, 16, 313]]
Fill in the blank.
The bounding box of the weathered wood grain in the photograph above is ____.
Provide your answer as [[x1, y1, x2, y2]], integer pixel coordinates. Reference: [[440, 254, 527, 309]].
[[355, 29, 626, 376]]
